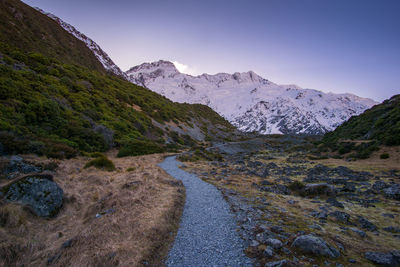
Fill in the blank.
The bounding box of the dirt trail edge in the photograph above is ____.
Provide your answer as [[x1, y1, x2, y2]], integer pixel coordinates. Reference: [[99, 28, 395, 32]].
[[159, 156, 252, 267]]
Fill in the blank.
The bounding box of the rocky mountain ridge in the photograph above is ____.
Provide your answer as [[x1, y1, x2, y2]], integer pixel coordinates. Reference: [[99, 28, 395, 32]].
[[126, 61, 377, 135], [35, 8, 127, 79]]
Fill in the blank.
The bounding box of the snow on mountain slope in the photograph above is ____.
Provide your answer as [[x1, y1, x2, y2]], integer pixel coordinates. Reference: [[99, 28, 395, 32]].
[[126, 60, 377, 135], [36, 8, 127, 79]]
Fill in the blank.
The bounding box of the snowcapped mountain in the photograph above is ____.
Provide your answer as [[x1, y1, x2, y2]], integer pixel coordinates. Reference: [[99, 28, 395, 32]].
[[35, 8, 127, 79], [126, 60, 377, 135]]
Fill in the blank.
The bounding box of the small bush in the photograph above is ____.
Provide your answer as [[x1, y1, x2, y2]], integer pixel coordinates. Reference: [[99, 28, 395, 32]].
[[380, 153, 390, 159], [42, 161, 59, 171], [90, 152, 105, 158], [126, 167, 136, 172], [288, 181, 305, 192], [84, 155, 115, 171]]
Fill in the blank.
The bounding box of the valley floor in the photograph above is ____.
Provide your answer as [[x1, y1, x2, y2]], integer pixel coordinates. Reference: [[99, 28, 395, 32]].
[[179, 137, 400, 266]]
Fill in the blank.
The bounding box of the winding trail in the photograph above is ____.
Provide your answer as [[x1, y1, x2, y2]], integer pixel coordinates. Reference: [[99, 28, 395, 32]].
[[159, 156, 252, 267]]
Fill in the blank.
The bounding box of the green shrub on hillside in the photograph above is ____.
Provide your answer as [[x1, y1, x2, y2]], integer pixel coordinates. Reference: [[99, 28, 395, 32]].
[[380, 153, 389, 159], [320, 95, 400, 159], [322, 95, 400, 147], [117, 140, 165, 157], [0, 43, 232, 158], [84, 155, 115, 171]]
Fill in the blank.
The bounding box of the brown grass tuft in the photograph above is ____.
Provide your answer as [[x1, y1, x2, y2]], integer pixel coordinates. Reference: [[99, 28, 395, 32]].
[[0, 152, 184, 266]]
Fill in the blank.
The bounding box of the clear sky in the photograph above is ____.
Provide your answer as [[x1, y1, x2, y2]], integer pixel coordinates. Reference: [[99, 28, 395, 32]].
[[23, 0, 399, 101]]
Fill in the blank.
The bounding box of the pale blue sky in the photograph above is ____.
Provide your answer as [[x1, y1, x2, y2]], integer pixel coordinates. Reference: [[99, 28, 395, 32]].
[[23, 0, 400, 101]]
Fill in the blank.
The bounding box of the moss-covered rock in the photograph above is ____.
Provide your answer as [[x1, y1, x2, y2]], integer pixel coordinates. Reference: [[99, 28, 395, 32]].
[[2, 175, 63, 217]]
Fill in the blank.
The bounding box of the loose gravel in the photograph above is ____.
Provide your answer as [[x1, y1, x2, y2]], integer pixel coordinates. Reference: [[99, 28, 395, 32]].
[[159, 156, 252, 267]]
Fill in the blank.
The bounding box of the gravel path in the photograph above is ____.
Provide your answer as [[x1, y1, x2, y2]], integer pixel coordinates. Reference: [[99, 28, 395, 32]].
[[159, 156, 252, 267]]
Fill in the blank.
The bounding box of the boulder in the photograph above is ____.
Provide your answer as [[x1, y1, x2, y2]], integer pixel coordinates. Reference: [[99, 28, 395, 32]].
[[357, 216, 377, 232], [383, 226, 400, 233], [326, 197, 344, 208], [349, 227, 366, 238], [341, 182, 356, 192], [265, 238, 283, 249], [329, 211, 350, 224], [3, 156, 41, 179], [384, 184, 400, 200], [264, 259, 292, 267], [263, 246, 274, 258], [365, 251, 400, 266], [302, 183, 336, 197], [372, 181, 389, 192], [291, 234, 340, 258], [2, 174, 63, 217]]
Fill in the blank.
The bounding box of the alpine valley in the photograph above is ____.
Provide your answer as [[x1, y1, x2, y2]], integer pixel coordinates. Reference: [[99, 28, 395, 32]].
[[39, 10, 377, 136], [126, 61, 377, 135]]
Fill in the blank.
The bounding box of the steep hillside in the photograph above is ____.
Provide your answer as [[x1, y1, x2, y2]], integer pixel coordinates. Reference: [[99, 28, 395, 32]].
[[323, 94, 400, 146], [0, 0, 105, 72], [35, 8, 127, 79], [126, 60, 377, 135], [0, 43, 234, 158], [0, 1, 234, 158]]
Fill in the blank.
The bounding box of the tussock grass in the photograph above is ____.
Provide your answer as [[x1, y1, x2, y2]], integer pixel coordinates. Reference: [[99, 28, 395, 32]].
[[0, 152, 185, 266], [84, 155, 116, 172]]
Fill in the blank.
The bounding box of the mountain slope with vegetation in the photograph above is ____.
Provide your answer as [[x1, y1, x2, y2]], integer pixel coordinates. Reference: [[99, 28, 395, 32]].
[[0, 0, 234, 158], [323, 94, 399, 146], [319, 94, 400, 159], [0, 43, 234, 158], [0, 0, 105, 73]]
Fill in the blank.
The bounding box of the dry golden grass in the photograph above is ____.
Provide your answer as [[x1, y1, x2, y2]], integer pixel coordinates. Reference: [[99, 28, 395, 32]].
[[182, 151, 400, 266], [318, 145, 400, 172], [0, 152, 184, 267]]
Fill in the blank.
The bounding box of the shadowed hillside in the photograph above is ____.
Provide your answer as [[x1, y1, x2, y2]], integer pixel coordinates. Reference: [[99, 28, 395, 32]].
[[0, 0, 105, 73]]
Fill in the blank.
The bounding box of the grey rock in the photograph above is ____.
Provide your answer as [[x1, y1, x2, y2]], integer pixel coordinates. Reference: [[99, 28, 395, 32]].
[[357, 216, 377, 231], [282, 247, 292, 255], [310, 210, 328, 220], [309, 224, 322, 230], [349, 227, 366, 238], [384, 184, 400, 200], [303, 183, 336, 197], [365, 251, 400, 266], [326, 198, 344, 208], [329, 211, 350, 224], [256, 231, 272, 243], [4, 156, 41, 179], [265, 238, 283, 249], [291, 234, 340, 258], [4, 175, 63, 217], [250, 240, 260, 247], [372, 181, 389, 191], [383, 226, 400, 233], [265, 259, 291, 267], [342, 182, 356, 192], [263, 246, 274, 258]]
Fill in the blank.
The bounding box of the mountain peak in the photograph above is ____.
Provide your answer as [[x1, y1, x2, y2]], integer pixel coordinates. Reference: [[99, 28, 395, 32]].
[[125, 62, 377, 135], [126, 60, 178, 74]]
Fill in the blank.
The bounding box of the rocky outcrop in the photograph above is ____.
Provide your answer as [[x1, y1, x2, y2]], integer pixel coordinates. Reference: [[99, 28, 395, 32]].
[[1, 174, 63, 217], [365, 251, 400, 266], [291, 234, 340, 258]]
